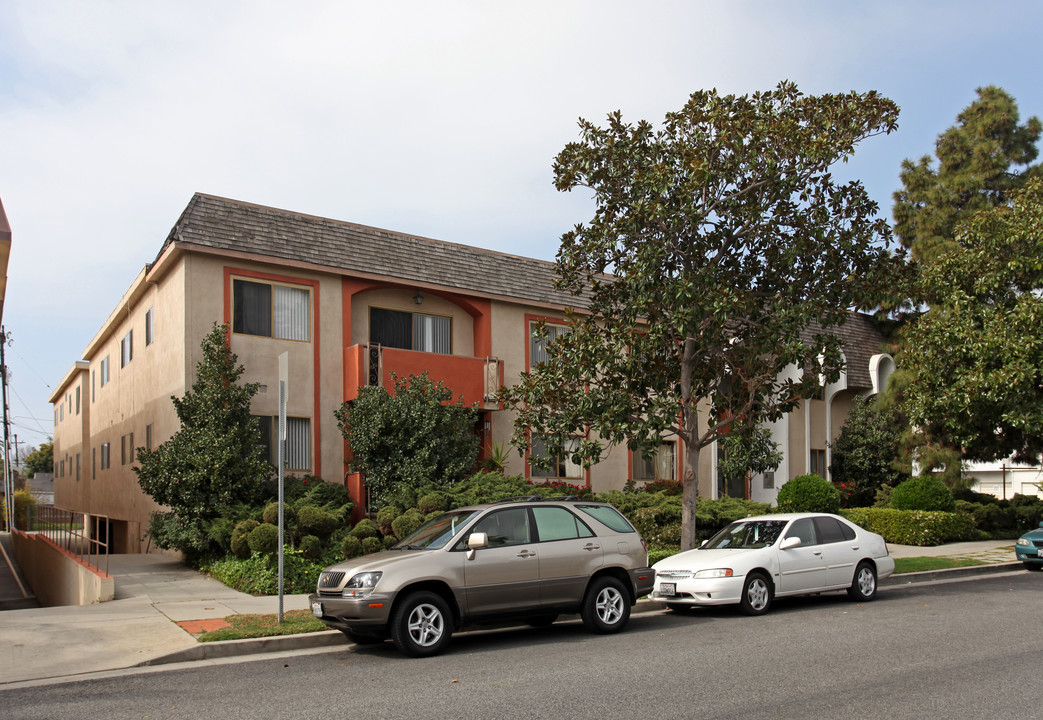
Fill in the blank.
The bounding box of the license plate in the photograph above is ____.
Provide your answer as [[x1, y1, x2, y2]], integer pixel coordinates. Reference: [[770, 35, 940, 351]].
[[1037, 549, 1043, 558], [660, 582, 676, 597], [311, 601, 323, 618]]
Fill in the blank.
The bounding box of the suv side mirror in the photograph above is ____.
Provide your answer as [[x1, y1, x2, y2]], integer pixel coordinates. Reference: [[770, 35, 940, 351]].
[[780, 536, 802, 550], [466, 532, 488, 561]]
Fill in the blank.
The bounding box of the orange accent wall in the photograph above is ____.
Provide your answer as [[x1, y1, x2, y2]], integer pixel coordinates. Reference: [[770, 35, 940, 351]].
[[224, 267, 322, 477]]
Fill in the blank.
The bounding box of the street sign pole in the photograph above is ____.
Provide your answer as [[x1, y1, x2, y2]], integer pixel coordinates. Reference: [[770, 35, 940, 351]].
[[277, 352, 288, 623]]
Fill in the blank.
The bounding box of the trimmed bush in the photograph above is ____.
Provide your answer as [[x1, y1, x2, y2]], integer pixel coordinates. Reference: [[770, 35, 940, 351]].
[[349, 518, 378, 539], [418, 492, 448, 514], [775, 474, 840, 514], [376, 505, 401, 536], [247, 523, 280, 554], [231, 519, 260, 559], [297, 506, 340, 540], [299, 535, 323, 560], [890, 476, 955, 512], [361, 536, 383, 554], [341, 536, 363, 559], [391, 509, 425, 540], [841, 507, 976, 545]]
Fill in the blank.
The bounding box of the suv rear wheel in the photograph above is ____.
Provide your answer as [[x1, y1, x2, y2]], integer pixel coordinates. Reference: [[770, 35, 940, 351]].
[[581, 576, 631, 634], [390, 591, 452, 657]]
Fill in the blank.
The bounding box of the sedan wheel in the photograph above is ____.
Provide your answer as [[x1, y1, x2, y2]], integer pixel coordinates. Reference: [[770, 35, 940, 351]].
[[581, 577, 631, 634], [390, 591, 452, 657], [739, 572, 772, 616], [847, 561, 878, 601]]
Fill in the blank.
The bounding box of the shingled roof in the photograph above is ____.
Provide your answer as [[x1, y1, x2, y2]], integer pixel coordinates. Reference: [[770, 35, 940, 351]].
[[160, 193, 583, 309], [158, 193, 889, 385]]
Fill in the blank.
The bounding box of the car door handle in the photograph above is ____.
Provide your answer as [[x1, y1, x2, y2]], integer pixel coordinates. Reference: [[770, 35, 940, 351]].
[[516, 550, 536, 558], [813, 551, 822, 556], [583, 543, 601, 551]]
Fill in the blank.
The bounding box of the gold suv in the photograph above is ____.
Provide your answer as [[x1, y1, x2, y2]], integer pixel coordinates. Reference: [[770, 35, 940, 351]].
[[310, 496, 655, 657]]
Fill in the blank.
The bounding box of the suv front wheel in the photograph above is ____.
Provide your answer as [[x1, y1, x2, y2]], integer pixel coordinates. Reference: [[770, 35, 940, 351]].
[[390, 591, 453, 657], [581, 576, 631, 634]]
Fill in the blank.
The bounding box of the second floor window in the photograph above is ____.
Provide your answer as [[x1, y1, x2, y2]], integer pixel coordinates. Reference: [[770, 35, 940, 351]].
[[233, 279, 310, 341], [529, 320, 570, 366], [100, 357, 110, 387], [370, 307, 451, 354], [121, 330, 133, 368]]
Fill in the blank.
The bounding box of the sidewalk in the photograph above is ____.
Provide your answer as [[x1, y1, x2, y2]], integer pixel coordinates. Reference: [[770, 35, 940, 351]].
[[0, 538, 1023, 686]]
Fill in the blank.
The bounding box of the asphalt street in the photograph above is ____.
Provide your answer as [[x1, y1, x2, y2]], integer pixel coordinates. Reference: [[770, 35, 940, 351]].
[[2, 571, 1039, 720]]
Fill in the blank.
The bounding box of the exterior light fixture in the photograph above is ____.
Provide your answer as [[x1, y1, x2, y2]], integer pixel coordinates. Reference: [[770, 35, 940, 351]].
[[413, 292, 424, 305]]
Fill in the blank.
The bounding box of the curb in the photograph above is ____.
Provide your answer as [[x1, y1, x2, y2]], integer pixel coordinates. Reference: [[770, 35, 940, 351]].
[[140, 563, 1025, 667], [881, 561, 1023, 586]]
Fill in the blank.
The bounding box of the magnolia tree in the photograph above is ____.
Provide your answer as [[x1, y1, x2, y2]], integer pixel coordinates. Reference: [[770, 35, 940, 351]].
[[501, 82, 905, 549]]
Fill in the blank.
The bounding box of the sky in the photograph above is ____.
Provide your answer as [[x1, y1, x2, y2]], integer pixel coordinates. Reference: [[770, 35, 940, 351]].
[[1, 0, 1041, 452]]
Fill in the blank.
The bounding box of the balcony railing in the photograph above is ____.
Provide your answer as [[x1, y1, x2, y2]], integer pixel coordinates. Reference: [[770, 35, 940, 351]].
[[344, 343, 502, 408]]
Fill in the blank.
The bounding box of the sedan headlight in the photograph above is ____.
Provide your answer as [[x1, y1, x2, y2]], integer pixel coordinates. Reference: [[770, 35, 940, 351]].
[[342, 572, 383, 598], [1017, 538, 1031, 547], [693, 568, 733, 579]]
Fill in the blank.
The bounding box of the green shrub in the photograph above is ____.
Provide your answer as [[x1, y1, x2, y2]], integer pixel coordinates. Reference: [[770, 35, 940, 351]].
[[247, 523, 280, 555], [890, 476, 955, 512], [376, 505, 401, 535], [349, 518, 378, 539], [383, 535, 398, 549], [418, 492, 447, 514], [775, 474, 840, 514], [841, 507, 976, 545], [262, 502, 279, 525], [230, 520, 260, 559], [205, 546, 324, 595], [297, 506, 340, 540], [299, 535, 323, 560], [391, 509, 424, 540], [361, 536, 383, 554], [341, 536, 363, 559]]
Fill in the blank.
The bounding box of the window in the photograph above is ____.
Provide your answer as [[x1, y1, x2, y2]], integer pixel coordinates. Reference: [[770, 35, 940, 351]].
[[810, 449, 827, 477], [468, 508, 531, 547], [369, 307, 451, 354], [254, 415, 312, 471], [529, 320, 569, 366], [632, 443, 675, 482], [76, 453, 81, 482], [146, 424, 153, 452], [529, 435, 583, 481], [532, 506, 594, 541], [60, 459, 65, 478], [233, 279, 310, 341], [92, 371, 96, 402], [59, 404, 64, 421], [121, 330, 133, 368], [100, 357, 110, 387], [784, 517, 818, 546], [100, 443, 110, 470], [145, 307, 155, 346], [75, 387, 80, 415], [812, 516, 854, 544], [763, 471, 775, 490], [121, 433, 134, 465]]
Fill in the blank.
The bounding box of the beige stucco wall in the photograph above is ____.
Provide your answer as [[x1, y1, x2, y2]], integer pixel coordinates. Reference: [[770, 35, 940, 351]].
[[12, 532, 114, 606]]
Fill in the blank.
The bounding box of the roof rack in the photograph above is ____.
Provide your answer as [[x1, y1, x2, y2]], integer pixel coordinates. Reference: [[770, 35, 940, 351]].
[[495, 495, 583, 504]]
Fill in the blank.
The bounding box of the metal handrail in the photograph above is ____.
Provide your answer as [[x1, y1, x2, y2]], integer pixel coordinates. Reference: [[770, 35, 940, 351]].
[[28, 505, 110, 576]]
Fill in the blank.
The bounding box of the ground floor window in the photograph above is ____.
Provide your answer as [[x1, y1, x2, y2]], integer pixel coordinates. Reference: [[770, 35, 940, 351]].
[[632, 442, 676, 482], [810, 448, 827, 478], [529, 435, 583, 481], [254, 415, 312, 472]]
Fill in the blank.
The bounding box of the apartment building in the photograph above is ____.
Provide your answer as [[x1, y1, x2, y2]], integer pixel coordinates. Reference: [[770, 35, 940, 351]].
[[50, 193, 894, 553]]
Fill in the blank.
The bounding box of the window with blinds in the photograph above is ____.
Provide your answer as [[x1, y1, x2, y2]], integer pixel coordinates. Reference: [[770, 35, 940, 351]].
[[233, 279, 310, 341], [369, 307, 451, 354], [632, 443, 676, 481], [529, 321, 570, 366], [529, 435, 583, 481], [254, 415, 312, 472]]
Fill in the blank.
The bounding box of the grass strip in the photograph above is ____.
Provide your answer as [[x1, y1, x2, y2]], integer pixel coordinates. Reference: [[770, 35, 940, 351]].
[[893, 556, 989, 574], [197, 609, 328, 642]]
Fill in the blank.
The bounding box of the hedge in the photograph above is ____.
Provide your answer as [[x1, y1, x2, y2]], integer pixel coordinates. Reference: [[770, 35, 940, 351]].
[[841, 507, 977, 546]]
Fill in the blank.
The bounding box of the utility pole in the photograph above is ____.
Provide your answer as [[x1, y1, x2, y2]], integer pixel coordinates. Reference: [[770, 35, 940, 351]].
[[1, 326, 12, 531]]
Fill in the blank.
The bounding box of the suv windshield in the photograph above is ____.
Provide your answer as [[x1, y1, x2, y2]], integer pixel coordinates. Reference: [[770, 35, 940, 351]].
[[701, 520, 787, 550], [393, 510, 479, 550]]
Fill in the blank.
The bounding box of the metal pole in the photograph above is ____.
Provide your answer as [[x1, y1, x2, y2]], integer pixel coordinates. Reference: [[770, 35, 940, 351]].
[[277, 352, 288, 623], [1, 327, 12, 532]]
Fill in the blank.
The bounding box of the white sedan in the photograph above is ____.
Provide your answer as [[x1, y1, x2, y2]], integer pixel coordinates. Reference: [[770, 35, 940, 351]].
[[651, 513, 895, 615]]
